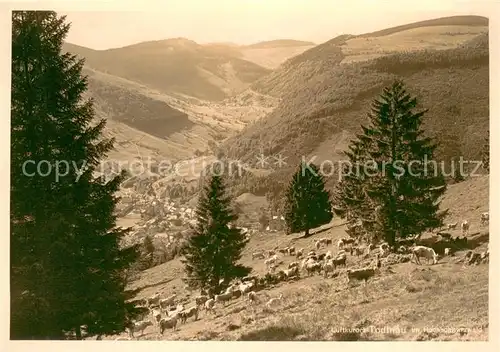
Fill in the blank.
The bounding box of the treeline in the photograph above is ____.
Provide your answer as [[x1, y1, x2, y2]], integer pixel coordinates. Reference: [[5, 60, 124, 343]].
[[368, 34, 489, 76]]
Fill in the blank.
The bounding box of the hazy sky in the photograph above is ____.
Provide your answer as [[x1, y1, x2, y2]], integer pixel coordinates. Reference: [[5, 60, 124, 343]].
[[61, 0, 493, 50]]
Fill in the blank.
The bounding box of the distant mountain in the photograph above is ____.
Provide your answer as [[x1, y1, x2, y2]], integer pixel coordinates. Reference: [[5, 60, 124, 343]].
[[64, 38, 271, 101], [190, 40, 319, 70], [83, 66, 198, 163], [244, 39, 316, 49], [357, 15, 488, 38], [83, 67, 191, 140], [60, 35, 293, 166], [205, 41, 240, 47], [219, 16, 489, 199], [81, 64, 278, 164]]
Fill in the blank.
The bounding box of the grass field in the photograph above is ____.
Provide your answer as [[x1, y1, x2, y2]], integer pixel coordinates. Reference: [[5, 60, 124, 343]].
[[102, 175, 489, 341], [341, 25, 487, 64]]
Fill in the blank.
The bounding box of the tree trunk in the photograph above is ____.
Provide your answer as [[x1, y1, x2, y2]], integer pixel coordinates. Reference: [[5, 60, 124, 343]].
[[75, 326, 82, 340], [387, 229, 396, 248], [304, 228, 310, 238], [212, 276, 221, 294]]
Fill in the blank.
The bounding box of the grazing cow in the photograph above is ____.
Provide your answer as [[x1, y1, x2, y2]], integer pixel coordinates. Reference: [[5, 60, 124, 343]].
[[350, 246, 363, 256], [150, 308, 162, 326], [305, 261, 322, 276], [159, 316, 177, 334], [379, 243, 390, 257], [147, 292, 161, 307], [397, 245, 408, 254], [252, 251, 265, 260], [178, 306, 199, 324], [338, 237, 355, 249], [464, 251, 482, 266], [346, 267, 377, 284], [480, 212, 489, 226], [127, 321, 153, 338], [195, 295, 209, 307], [331, 253, 347, 269], [264, 254, 279, 269], [411, 245, 439, 265], [322, 259, 335, 278], [315, 240, 322, 250], [159, 294, 176, 309], [461, 220, 470, 236]]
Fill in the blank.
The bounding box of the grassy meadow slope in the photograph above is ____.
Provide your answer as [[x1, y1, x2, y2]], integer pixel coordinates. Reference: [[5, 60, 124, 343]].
[[355, 15, 488, 38], [103, 175, 488, 341], [64, 38, 271, 101], [82, 65, 198, 162], [84, 67, 193, 139], [238, 40, 316, 69], [219, 16, 488, 199], [74, 64, 279, 166], [83, 66, 216, 163], [87, 71, 278, 164]]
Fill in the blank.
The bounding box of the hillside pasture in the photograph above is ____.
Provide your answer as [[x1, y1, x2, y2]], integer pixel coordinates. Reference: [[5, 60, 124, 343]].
[[341, 25, 488, 64], [102, 175, 488, 341]]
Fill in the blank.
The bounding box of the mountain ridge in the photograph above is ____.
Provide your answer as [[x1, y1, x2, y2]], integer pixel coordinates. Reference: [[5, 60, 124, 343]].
[[218, 17, 488, 202], [63, 40, 271, 101], [244, 39, 316, 49]]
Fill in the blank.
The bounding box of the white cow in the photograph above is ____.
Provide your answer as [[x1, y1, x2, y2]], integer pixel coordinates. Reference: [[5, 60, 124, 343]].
[[411, 245, 439, 265], [461, 220, 470, 236], [480, 212, 489, 226]]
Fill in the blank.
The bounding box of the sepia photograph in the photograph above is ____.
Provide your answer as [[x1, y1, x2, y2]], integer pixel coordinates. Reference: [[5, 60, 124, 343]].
[[7, 0, 495, 343]]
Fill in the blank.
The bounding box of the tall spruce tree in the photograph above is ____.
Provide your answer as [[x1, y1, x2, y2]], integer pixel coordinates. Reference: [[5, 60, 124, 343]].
[[284, 162, 333, 237], [181, 174, 251, 293], [11, 11, 141, 339], [332, 140, 378, 239], [334, 80, 447, 247]]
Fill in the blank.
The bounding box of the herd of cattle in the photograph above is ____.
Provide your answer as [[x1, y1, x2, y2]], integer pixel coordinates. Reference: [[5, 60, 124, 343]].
[[118, 212, 489, 340]]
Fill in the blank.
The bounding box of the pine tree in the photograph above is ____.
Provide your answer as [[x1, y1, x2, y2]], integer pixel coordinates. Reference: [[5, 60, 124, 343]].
[[284, 162, 333, 237], [11, 11, 140, 339], [334, 80, 447, 247], [482, 131, 489, 173], [181, 174, 251, 293], [332, 140, 377, 240]]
